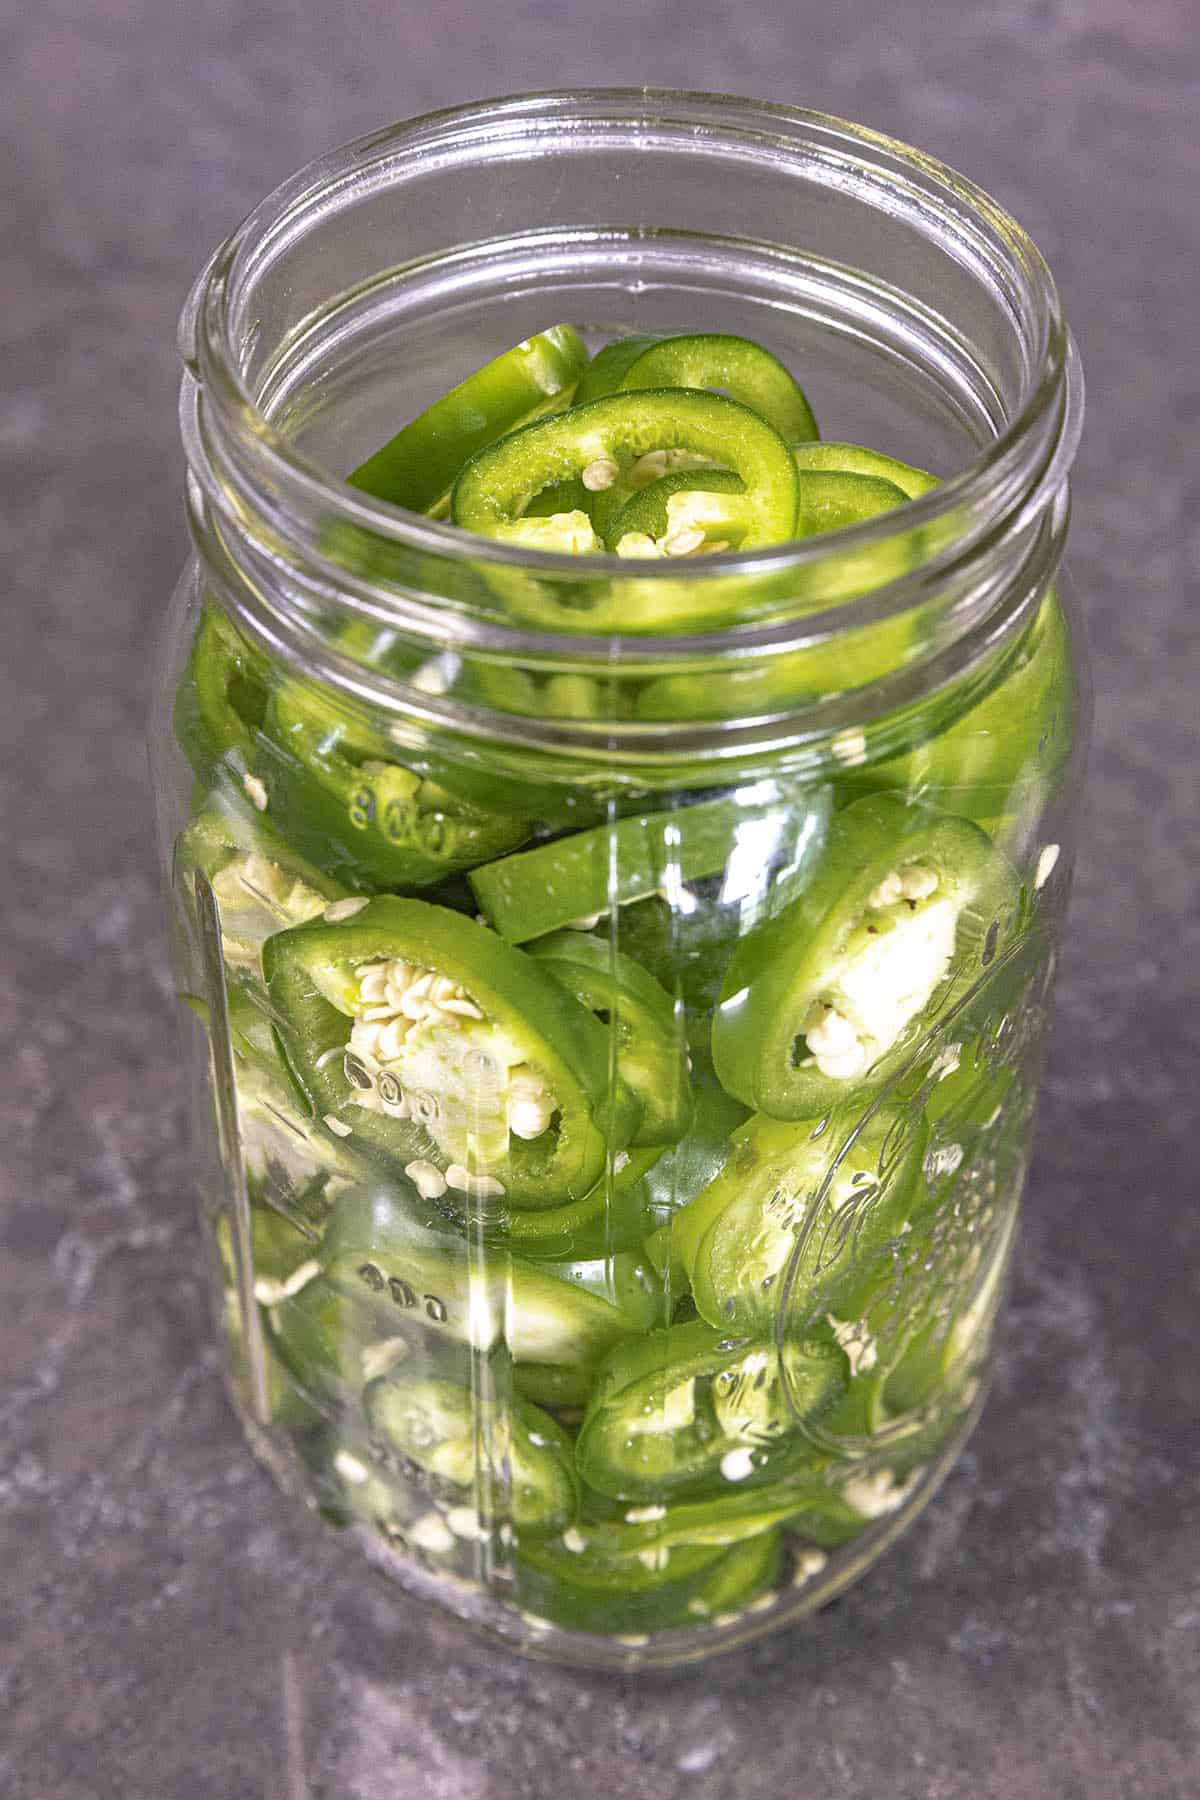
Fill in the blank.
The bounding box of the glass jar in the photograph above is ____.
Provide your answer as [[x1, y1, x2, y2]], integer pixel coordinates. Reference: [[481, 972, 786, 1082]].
[[151, 91, 1087, 1668]]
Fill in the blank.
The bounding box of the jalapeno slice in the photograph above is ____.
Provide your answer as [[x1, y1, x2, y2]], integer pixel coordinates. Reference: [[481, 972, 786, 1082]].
[[604, 468, 749, 557], [470, 783, 819, 945], [515, 1533, 730, 1635], [364, 1375, 579, 1529], [572, 333, 661, 406], [263, 897, 639, 1208], [713, 795, 1021, 1119], [175, 792, 345, 990], [319, 1186, 654, 1378], [345, 324, 589, 514], [839, 592, 1076, 846], [527, 931, 692, 1147], [516, 1520, 783, 1635], [451, 390, 798, 552], [575, 1319, 847, 1502], [792, 441, 938, 499], [174, 605, 271, 787], [253, 679, 531, 891], [666, 1101, 927, 1337], [496, 1145, 664, 1261], [619, 333, 819, 443]]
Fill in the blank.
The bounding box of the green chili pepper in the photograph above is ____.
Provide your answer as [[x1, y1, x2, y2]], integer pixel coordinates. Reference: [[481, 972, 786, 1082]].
[[345, 325, 589, 514], [175, 790, 345, 991], [451, 389, 798, 553], [254, 677, 532, 891], [263, 897, 640, 1208], [527, 931, 692, 1147], [792, 441, 938, 499], [319, 1186, 655, 1380], [620, 333, 818, 442], [713, 795, 1021, 1119], [838, 592, 1076, 846], [572, 334, 662, 405], [174, 605, 271, 787], [364, 1375, 580, 1529], [603, 468, 748, 556], [664, 1101, 927, 1337], [470, 783, 821, 946], [575, 1319, 847, 1502]]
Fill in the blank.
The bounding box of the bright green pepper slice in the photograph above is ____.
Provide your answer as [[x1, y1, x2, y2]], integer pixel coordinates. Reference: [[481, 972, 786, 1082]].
[[516, 1533, 730, 1635], [528, 931, 692, 1147], [572, 334, 661, 406], [266, 1267, 459, 1410], [173, 605, 271, 786], [470, 783, 820, 946], [345, 325, 589, 514], [451, 389, 798, 553], [319, 1186, 653, 1380], [620, 333, 819, 443], [175, 791, 345, 991], [253, 678, 531, 891], [838, 591, 1076, 847], [665, 1101, 927, 1337], [713, 795, 1021, 1119], [491, 1145, 664, 1262], [516, 1521, 783, 1636], [575, 1319, 847, 1502], [603, 467, 748, 555], [364, 1375, 580, 1529], [263, 897, 640, 1208], [792, 441, 938, 499]]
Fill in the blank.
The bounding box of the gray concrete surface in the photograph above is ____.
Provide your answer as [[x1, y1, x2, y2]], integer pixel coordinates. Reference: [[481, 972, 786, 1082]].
[[2, 4, 1198, 1796]]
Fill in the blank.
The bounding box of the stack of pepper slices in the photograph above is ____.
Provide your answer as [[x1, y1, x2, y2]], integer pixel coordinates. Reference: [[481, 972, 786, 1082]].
[[175, 328, 1065, 1638]]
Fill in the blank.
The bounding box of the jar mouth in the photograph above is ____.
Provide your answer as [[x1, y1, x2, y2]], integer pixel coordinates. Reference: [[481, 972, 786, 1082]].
[[181, 89, 1082, 689]]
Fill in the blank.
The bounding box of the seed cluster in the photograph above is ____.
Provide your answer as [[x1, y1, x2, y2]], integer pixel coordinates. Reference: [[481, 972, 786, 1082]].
[[803, 862, 943, 1080], [342, 958, 557, 1183]]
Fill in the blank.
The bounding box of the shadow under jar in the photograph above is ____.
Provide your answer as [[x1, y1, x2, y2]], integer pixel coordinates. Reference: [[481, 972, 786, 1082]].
[[152, 90, 1088, 1669]]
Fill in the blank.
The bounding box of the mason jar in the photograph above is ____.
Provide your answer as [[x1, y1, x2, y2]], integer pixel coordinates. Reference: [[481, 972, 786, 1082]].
[[151, 91, 1088, 1668]]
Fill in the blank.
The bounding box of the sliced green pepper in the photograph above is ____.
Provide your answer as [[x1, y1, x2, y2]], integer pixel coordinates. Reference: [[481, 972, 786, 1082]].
[[516, 1533, 730, 1635], [572, 334, 661, 406], [451, 389, 798, 553], [470, 784, 820, 946], [620, 333, 818, 443], [603, 468, 748, 556], [253, 678, 531, 891], [527, 931, 691, 1147], [500, 1145, 664, 1261], [797, 470, 910, 539], [173, 605, 271, 787], [265, 1266, 457, 1410], [345, 325, 589, 514], [792, 441, 938, 499], [364, 1375, 579, 1529], [575, 1319, 847, 1502], [175, 791, 345, 990], [516, 1520, 783, 1636], [838, 592, 1076, 846], [264, 898, 639, 1207], [713, 795, 1021, 1119], [318, 1186, 652, 1381], [666, 1102, 927, 1338]]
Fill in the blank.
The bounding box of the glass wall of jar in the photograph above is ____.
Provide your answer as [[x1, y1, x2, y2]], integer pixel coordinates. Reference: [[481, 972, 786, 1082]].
[[151, 92, 1088, 1668]]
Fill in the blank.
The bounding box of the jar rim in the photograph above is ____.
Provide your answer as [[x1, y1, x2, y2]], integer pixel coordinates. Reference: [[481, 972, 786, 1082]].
[[181, 89, 1082, 687]]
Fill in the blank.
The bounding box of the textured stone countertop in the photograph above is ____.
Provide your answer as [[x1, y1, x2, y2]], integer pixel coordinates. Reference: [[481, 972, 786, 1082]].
[[3, 5, 1197, 1796]]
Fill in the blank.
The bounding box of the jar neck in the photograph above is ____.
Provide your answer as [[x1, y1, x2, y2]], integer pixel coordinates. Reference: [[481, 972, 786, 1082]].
[[179, 90, 1082, 779]]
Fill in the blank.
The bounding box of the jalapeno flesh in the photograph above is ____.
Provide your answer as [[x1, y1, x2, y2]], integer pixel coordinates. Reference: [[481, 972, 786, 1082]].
[[346, 324, 589, 513], [451, 389, 799, 552]]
